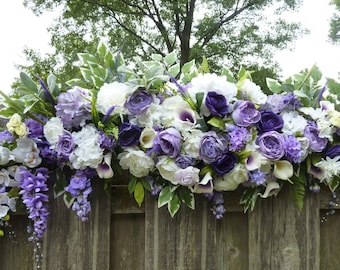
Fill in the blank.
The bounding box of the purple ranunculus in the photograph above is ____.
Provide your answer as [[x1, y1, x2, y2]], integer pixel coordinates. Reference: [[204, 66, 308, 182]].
[[304, 121, 327, 152], [205, 91, 228, 117], [258, 131, 285, 160], [257, 111, 283, 133], [232, 100, 261, 127], [56, 131, 75, 158], [324, 145, 340, 158], [211, 152, 237, 176], [199, 131, 228, 164], [158, 127, 182, 158], [125, 89, 153, 115], [118, 122, 142, 147]]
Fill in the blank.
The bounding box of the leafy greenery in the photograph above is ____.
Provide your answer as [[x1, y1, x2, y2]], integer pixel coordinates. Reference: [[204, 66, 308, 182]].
[[329, 0, 340, 43]]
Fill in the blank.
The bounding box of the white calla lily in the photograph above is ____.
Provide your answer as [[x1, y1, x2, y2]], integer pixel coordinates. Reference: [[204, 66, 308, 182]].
[[96, 153, 114, 179], [273, 160, 293, 180]]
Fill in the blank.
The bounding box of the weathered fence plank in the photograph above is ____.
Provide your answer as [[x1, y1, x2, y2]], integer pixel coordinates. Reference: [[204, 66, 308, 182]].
[[249, 187, 320, 270], [42, 179, 111, 270]]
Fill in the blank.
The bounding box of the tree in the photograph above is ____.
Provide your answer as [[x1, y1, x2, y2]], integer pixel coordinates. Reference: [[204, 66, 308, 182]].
[[20, 0, 303, 84], [330, 0, 340, 43]]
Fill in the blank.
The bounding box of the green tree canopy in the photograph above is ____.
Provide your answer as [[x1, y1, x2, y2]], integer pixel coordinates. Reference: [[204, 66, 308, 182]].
[[330, 0, 340, 43], [21, 0, 303, 84]]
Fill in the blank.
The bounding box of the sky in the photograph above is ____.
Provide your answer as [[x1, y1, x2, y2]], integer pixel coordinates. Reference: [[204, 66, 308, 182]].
[[0, 1, 339, 93]]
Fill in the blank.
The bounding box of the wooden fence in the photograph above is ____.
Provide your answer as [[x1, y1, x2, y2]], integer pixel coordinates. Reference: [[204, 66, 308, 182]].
[[1, 179, 339, 270]]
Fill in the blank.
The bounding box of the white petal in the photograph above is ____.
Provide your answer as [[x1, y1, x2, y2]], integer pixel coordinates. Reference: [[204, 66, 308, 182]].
[[273, 160, 293, 180]]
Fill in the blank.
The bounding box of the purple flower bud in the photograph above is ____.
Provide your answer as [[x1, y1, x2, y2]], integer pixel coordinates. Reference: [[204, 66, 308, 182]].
[[125, 89, 153, 115], [118, 122, 142, 147], [304, 121, 327, 152], [232, 101, 261, 127], [257, 111, 283, 133], [211, 152, 237, 175], [158, 127, 182, 158], [199, 131, 228, 164], [205, 91, 228, 117], [324, 145, 340, 158], [258, 131, 285, 160]]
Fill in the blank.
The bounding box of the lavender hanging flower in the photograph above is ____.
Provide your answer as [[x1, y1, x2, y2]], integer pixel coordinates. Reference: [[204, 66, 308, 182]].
[[19, 167, 49, 241], [65, 169, 94, 222]]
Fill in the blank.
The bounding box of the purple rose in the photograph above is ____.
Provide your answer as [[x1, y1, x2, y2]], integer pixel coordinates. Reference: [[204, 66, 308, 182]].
[[232, 101, 261, 127], [175, 154, 195, 169], [199, 131, 228, 164], [257, 111, 283, 133], [212, 152, 237, 176], [56, 131, 75, 158], [304, 121, 327, 152], [205, 91, 228, 117], [125, 89, 153, 115], [118, 122, 142, 147], [158, 128, 182, 158], [324, 145, 340, 158], [258, 131, 285, 160]]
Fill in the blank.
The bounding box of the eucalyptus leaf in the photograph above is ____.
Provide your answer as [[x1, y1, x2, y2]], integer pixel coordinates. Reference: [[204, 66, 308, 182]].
[[266, 78, 282, 93], [20, 72, 39, 93]]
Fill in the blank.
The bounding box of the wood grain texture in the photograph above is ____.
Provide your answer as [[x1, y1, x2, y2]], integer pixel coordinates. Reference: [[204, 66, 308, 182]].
[[249, 187, 320, 270]]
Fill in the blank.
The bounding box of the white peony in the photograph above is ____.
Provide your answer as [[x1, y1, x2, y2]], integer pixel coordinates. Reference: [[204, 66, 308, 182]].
[[69, 125, 104, 169], [43, 117, 64, 146], [118, 147, 154, 178], [187, 73, 237, 104], [240, 79, 267, 105], [96, 82, 132, 115], [214, 164, 248, 191], [182, 130, 204, 159]]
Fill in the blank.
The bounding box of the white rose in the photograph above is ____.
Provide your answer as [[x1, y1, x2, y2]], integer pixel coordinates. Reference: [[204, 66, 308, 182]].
[[118, 148, 154, 178], [43, 117, 64, 146], [156, 156, 180, 184], [96, 82, 132, 115], [175, 166, 200, 186], [214, 164, 248, 191], [182, 130, 204, 159]]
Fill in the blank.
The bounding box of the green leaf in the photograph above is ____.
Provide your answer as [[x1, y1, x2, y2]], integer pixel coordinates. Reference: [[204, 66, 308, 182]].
[[207, 116, 225, 130], [158, 186, 173, 208], [178, 188, 195, 210], [63, 192, 75, 209], [20, 72, 39, 93], [168, 63, 180, 77], [77, 53, 98, 66], [195, 92, 204, 111], [164, 51, 177, 66], [168, 194, 180, 217], [221, 67, 235, 83], [266, 78, 282, 93], [97, 41, 108, 59], [181, 60, 196, 74], [134, 182, 145, 207], [289, 167, 306, 210], [128, 177, 137, 194], [197, 56, 209, 74], [151, 54, 163, 61], [240, 187, 261, 212], [328, 176, 340, 192], [327, 78, 340, 96], [47, 74, 57, 94]]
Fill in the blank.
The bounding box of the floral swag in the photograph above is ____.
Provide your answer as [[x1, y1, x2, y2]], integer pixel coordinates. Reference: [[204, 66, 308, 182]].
[[0, 42, 340, 242]]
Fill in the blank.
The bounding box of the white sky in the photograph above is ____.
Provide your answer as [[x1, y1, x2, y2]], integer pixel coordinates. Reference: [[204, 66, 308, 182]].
[[0, 1, 339, 93]]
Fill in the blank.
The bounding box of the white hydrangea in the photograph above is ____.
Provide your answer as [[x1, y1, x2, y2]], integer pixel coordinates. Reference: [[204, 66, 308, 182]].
[[240, 79, 267, 105], [281, 111, 307, 135], [69, 125, 104, 169], [182, 130, 204, 159], [118, 147, 154, 178]]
